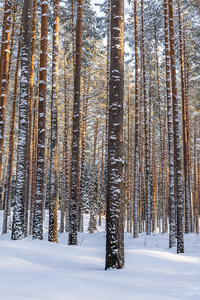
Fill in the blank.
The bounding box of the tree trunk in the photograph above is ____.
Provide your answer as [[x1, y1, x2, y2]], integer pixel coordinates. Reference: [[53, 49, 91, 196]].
[[0, 0, 12, 184], [48, 0, 59, 243], [133, 0, 139, 239], [164, 0, 176, 247], [33, 0, 48, 240], [25, 0, 37, 236], [105, 0, 124, 270], [11, 0, 32, 240], [88, 119, 98, 234], [68, 0, 83, 246], [2, 22, 22, 234], [177, 0, 190, 234], [168, 0, 184, 253]]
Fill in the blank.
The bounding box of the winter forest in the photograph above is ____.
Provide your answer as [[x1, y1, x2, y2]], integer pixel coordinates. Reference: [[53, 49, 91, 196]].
[[0, 0, 200, 298]]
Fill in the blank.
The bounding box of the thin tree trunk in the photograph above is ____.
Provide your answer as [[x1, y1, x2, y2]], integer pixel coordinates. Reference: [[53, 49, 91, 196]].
[[133, 0, 139, 238], [168, 0, 184, 253], [99, 131, 104, 226], [88, 120, 98, 234], [68, 0, 83, 245], [164, 0, 175, 247], [141, 0, 151, 235], [25, 0, 37, 236], [33, 0, 48, 240], [48, 0, 59, 243], [177, 0, 190, 234], [64, 75, 70, 232]]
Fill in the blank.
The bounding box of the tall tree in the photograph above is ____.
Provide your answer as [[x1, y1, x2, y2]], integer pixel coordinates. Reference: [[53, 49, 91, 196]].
[[68, 0, 83, 245], [105, 0, 124, 270], [48, 0, 59, 243], [11, 0, 33, 240], [177, 0, 190, 234], [133, 0, 139, 239], [33, 0, 48, 240], [2, 22, 22, 234], [141, 0, 151, 235], [168, 0, 184, 253], [0, 0, 12, 185], [163, 0, 175, 248], [25, 0, 37, 236]]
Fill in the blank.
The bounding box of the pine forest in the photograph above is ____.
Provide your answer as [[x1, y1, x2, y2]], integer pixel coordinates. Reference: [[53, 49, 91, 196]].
[[0, 0, 200, 297]]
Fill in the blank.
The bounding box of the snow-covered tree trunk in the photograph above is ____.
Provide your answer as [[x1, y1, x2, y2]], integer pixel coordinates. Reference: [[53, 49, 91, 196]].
[[177, 0, 190, 234], [163, 0, 175, 248], [25, 0, 37, 236], [60, 69, 69, 233], [88, 119, 98, 234], [126, 84, 131, 233], [71, 0, 76, 76], [11, 0, 32, 240], [0, 0, 12, 185], [68, 0, 83, 246], [168, 0, 184, 253], [2, 23, 22, 234], [33, 0, 48, 240], [105, 0, 124, 270], [48, 0, 59, 243], [64, 76, 70, 232], [29, 86, 38, 235], [105, 0, 111, 203], [7, 6, 16, 85], [99, 131, 104, 226], [193, 119, 199, 234], [155, 23, 164, 234], [78, 82, 89, 232], [133, 0, 139, 239], [141, 0, 151, 235], [183, 39, 192, 232]]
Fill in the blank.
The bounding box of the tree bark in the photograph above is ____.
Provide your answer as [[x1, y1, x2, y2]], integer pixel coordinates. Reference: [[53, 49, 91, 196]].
[[168, 0, 184, 253], [33, 0, 48, 240], [68, 0, 83, 245], [105, 0, 124, 270], [133, 0, 139, 239], [48, 0, 59, 243], [11, 0, 32, 240]]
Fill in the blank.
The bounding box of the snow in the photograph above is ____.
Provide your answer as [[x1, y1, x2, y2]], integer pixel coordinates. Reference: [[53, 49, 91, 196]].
[[0, 211, 200, 300]]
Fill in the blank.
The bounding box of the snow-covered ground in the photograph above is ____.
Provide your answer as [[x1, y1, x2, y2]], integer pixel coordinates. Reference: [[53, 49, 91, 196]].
[[0, 212, 200, 300]]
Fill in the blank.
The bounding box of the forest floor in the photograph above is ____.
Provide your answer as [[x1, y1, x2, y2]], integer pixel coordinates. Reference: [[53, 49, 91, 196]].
[[0, 212, 200, 300]]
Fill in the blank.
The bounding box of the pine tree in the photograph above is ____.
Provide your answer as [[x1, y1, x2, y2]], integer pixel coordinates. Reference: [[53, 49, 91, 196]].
[[33, 0, 48, 240], [48, 0, 59, 243], [105, 0, 124, 270], [133, 0, 139, 239], [168, 0, 184, 253], [2, 22, 22, 234], [68, 0, 83, 246], [163, 0, 175, 248], [11, 0, 33, 240], [0, 0, 12, 185]]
